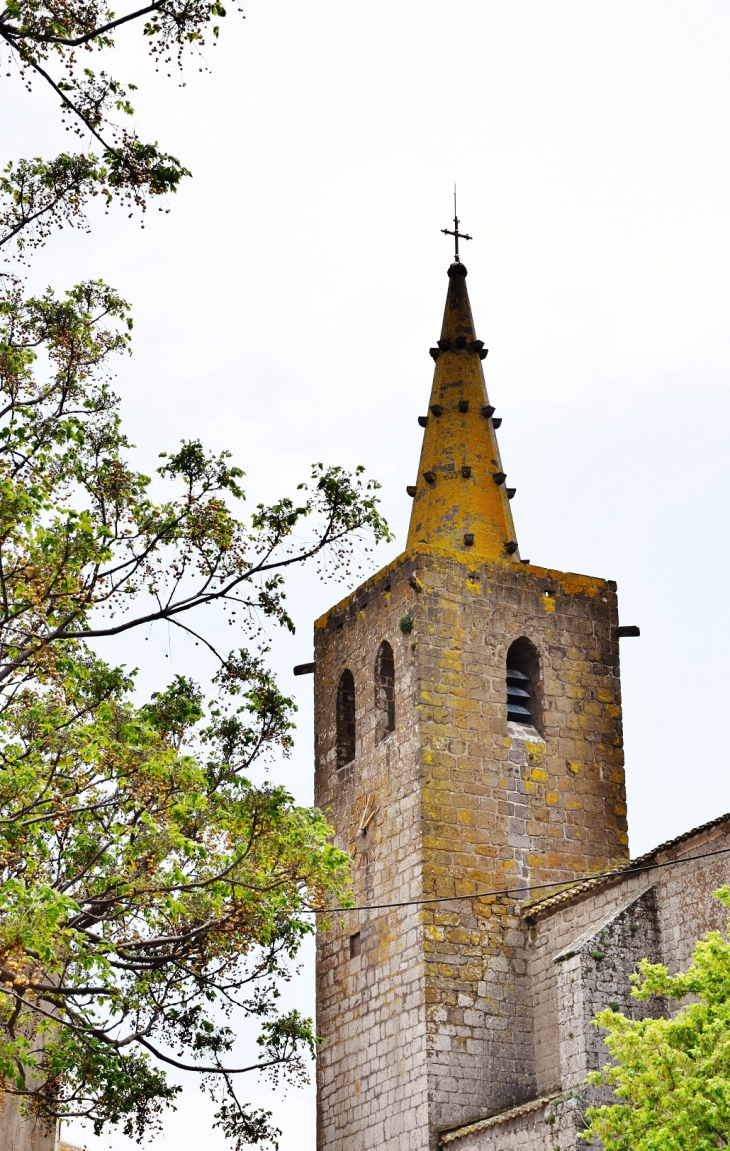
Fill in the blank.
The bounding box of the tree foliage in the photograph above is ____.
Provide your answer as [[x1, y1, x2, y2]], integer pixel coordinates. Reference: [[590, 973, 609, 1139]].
[[1, 0, 240, 253], [0, 274, 392, 1144], [583, 887, 730, 1151]]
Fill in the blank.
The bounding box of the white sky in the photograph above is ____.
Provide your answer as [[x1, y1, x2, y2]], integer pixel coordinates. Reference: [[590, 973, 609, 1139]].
[[4, 1, 730, 1147]]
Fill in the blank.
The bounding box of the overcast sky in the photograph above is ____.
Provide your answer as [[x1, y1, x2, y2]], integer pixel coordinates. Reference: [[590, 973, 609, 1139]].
[[4, 1, 730, 1147]]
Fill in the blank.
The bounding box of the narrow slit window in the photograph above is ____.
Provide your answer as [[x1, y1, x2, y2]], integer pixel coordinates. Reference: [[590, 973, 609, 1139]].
[[506, 637, 541, 731], [336, 669, 356, 768], [349, 932, 362, 959], [374, 640, 395, 743]]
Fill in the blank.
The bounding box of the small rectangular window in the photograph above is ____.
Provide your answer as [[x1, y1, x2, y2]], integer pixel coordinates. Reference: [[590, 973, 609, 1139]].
[[349, 932, 361, 959]]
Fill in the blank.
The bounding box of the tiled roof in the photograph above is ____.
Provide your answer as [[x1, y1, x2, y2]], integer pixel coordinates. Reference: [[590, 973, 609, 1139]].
[[440, 1092, 563, 1143], [521, 810, 730, 922]]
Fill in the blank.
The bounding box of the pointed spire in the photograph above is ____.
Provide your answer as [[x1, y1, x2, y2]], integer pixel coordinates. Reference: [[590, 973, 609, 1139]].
[[406, 263, 521, 564], [440, 262, 476, 343]]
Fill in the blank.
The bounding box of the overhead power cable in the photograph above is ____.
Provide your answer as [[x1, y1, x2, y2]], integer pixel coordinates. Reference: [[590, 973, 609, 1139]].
[[309, 840, 730, 915]]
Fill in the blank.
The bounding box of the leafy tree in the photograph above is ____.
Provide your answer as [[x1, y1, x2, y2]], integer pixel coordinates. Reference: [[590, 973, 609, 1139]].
[[583, 886, 730, 1151], [1, 0, 241, 254], [0, 274, 391, 1144]]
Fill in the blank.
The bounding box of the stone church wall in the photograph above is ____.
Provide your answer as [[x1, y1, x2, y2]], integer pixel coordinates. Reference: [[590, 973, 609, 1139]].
[[550, 886, 662, 1102], [651, 819, 730, 972], [441, 816, 730, 1149], [441, 1093, 582, 1151], [314, 554, 430, 1151], [314, 544, 629, 1149], [525, 816, 730, 1104], [413, 550, 626, 1139], [0, 1098, 56, 1151], [526, 875, 662, 1099]]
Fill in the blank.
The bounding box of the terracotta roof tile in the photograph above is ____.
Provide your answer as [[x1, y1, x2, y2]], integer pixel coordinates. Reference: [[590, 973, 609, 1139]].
[[440, 1092, 563, 1143]]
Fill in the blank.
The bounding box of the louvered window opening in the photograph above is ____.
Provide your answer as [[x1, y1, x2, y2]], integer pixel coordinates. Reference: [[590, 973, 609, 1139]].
[[506, 665, 532, 724]]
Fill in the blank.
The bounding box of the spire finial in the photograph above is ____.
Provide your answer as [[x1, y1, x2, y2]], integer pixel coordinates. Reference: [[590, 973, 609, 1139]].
[[441, 184, 472, 263]]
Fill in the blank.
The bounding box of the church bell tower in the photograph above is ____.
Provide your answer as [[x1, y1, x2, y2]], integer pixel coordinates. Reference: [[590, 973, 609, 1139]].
[[312, 250, 628, 1151]]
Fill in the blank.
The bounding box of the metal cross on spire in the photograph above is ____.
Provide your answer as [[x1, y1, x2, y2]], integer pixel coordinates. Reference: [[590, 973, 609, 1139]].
[[441, 185, 472, 262]]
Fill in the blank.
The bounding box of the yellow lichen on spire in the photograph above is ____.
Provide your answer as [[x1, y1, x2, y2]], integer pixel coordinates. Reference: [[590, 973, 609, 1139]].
[[406, 262, 520, 564]]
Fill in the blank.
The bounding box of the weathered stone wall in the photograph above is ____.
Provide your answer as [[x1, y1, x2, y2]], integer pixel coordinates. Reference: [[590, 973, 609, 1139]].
[[441, 819, 730, 1150], [440, 1093, 582, 1151], [314, 554, 430, 1151], [652, 822, 730, 973], [0, 1098, 56, 1151], [414, 549, 626, 1140], [552, 887, 662, 1104], [314, 544, 628, 1150], [525, 817, 730, 1105]]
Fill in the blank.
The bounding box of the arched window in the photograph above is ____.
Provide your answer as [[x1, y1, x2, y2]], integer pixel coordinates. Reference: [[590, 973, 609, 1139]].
[[374, 640, 395, 743], [506, 637, 541, 731], [336, 669, 356, 768]]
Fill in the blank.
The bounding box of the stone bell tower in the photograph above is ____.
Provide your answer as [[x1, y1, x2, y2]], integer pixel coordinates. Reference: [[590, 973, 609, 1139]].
[[312, 256, 629, 1151]]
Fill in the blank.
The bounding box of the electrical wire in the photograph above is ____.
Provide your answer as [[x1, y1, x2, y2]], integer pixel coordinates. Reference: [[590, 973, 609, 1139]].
[[309, 839, 730, 915]]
